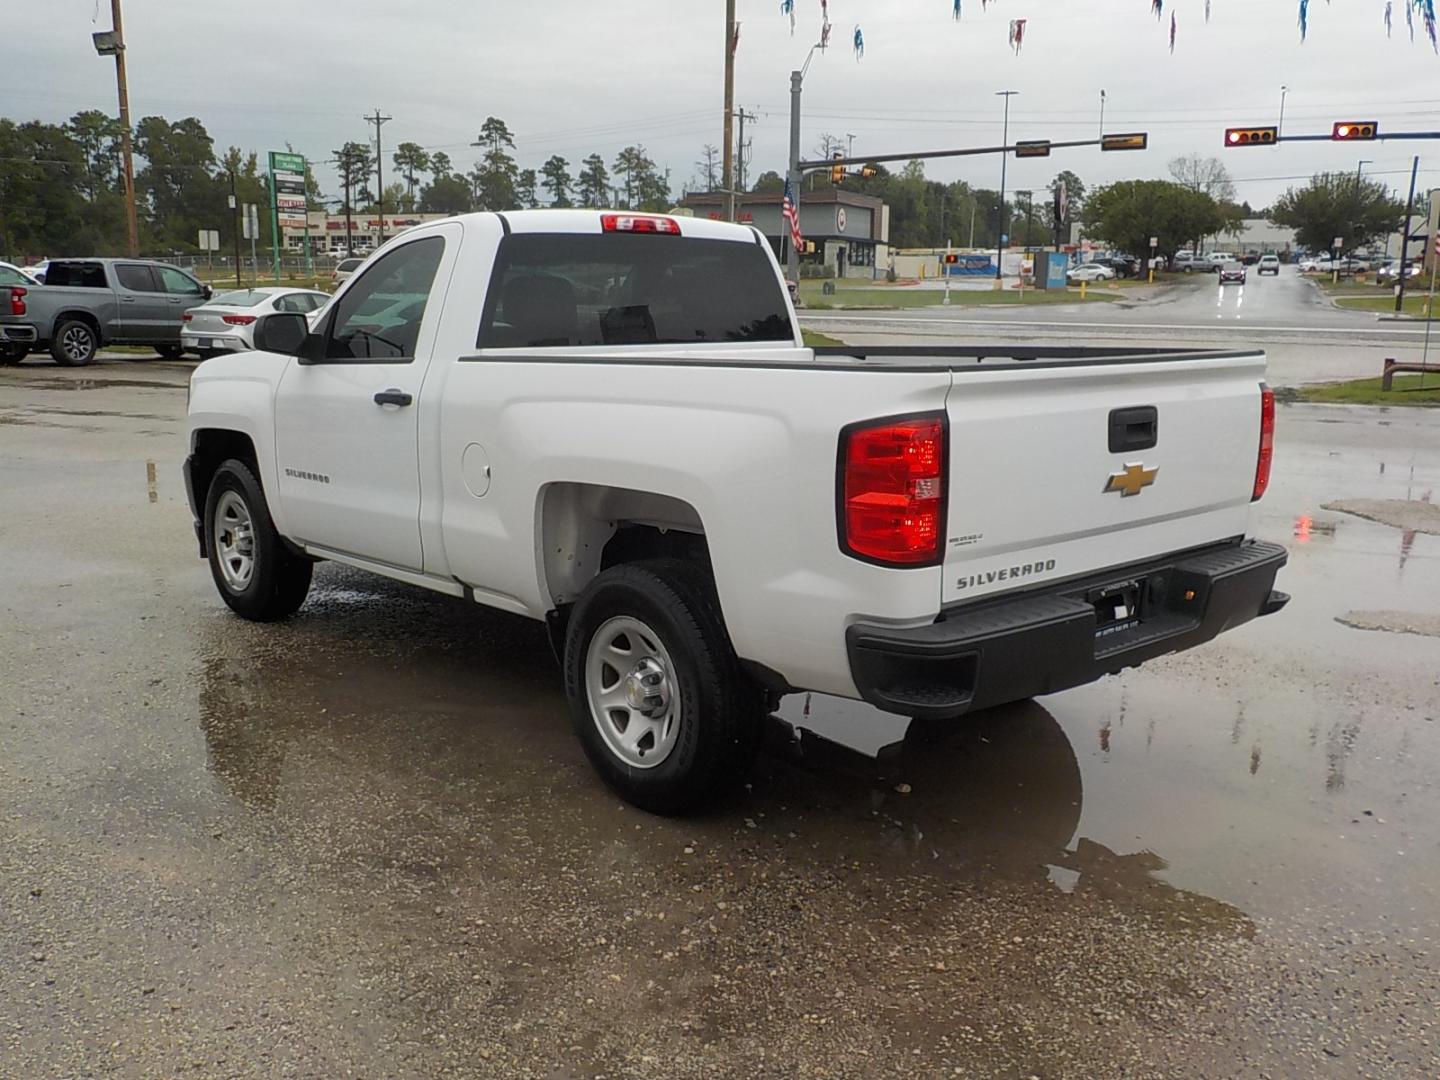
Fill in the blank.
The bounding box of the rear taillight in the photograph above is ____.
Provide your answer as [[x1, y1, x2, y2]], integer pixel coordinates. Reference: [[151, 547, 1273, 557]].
[[8, 287, 25, 316], [221, 314, 256, 326], [1252, 383, 1275, 501], [181, 313, 192, 322], [840, 415, 947, 566], [600, 213, 681, 235]]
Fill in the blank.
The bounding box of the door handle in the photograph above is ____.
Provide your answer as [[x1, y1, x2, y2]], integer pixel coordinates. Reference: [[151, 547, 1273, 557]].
[[120, 297, 137, 303], [373, 389, 413, 407]]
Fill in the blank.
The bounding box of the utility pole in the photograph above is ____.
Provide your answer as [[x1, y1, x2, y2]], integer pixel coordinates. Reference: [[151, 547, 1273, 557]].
[[846, 133, 856, 158], [1396, 156, 1420, 313], [229, 170, 242, 288], [366, 109, 392, 244], [723, 0, 737, 221], [106, 0, 139, 257], [995, 90, 1018, 286], [735, 107, 756, 193], [1277, 85, 1288, 141]]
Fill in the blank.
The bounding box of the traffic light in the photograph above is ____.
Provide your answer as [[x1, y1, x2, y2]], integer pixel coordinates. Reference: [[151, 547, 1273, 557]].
[[830, 151, 844, 184], [858, 164, 879, 179], [1332, 121, 1378, 141], [1014, 140, 1051, 158], [1100, 132, 1148, 152], [1224, 126, 1278, 147]]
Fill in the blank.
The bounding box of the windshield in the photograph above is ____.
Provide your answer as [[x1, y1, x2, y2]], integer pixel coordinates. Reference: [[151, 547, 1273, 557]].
[[477, 232, 794, 349]]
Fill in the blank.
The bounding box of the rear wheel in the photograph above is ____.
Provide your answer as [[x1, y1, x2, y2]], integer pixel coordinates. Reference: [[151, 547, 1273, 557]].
[[0, 343, 27, 365], [564, 559, 763, 814], [204, 459, 312, 621], [51, 320, 98, 366], [155, 344, 184, 360]]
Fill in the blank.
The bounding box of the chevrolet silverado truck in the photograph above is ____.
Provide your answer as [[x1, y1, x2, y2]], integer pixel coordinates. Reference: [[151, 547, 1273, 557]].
[[184, 210, 1288, 813], [0, 258, 211, 365]]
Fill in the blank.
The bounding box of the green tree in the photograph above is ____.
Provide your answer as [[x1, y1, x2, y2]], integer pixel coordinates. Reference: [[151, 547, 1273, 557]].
[[1270, 173, 1404, 255], [540, 155, 573, 207], [1085, 179, 1225, 260], [577, 153, 609, 207], [472, 116, 517, 210], [419, 174, 472, 214], [429, 151, 453, 183], [0, 119, 96, 256], [66, 110, 125, 202], [750, 170, 784, 194], [134, 115, 225, 250], [333, 141, 374, 210], [612, 145, 645, 207], [516, 168, 539, 209], [392, 142, 430, 211]]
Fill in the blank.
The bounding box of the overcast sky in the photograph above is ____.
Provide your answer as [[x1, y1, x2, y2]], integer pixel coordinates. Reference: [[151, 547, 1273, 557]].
[[5, 0, 1439, 209]]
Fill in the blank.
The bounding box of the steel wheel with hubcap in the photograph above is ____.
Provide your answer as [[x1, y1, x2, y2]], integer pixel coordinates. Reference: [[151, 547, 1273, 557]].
[[213, 490, 256, 593], [585, 615, 682, 768], [203, 458, 313, 621], [564, 558, 763, 814]]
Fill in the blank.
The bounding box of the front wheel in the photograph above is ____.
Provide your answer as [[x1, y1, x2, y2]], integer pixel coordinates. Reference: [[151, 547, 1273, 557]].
[[204, 459, 312, 621], [563, 559, 763, 814], [51, 320, 98, 366]]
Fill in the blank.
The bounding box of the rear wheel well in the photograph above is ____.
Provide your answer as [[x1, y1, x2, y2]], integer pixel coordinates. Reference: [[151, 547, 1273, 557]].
[[52, 309, 103, 343]]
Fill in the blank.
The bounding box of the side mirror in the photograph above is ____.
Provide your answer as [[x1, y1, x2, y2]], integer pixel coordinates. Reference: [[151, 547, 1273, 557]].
[[253, 311, 310, 355], [201, 283, 213, 300]]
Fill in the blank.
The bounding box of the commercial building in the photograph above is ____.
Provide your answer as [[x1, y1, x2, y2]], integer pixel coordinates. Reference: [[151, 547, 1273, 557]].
[[678, 189, 890, 280], [280, 211, 451, 254]]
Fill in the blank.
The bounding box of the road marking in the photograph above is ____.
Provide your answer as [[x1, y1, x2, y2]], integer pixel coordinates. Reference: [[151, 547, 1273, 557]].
[[799, 314, 1429, 337]]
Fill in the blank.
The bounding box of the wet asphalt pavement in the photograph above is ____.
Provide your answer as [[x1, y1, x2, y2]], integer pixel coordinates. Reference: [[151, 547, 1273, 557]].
[[2, 354, 1439, 1079]]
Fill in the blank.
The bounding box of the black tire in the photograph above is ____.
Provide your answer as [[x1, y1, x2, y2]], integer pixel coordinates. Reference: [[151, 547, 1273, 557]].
[[204, 458, 312, 622], [51, 319, 98, 366], [155, 344, 184, 360], [564, 559, 763, 814], [0, 343, 26, 365]]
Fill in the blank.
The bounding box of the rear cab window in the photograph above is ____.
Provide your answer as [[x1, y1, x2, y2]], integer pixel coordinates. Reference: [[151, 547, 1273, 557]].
[[45, 262, 110, 289], [477, 232, 794, 349]]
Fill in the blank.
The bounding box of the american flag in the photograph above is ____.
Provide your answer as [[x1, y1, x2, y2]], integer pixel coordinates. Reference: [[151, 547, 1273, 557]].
[[782, 178, 803, 253]]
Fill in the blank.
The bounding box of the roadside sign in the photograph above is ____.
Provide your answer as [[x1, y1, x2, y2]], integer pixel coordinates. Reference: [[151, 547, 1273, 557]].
[[242, 204, 259, 241], [1055, 180, 1068, 225], [268, 150, 313, 280], [1149, 236, 1158, 247], [1333, 237, 1344, 249], [197, 229, 220, 252]]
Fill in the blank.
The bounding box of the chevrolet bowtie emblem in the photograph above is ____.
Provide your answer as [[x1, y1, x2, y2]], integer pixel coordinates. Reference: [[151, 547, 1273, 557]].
[[1105, 463, 1158, 497]]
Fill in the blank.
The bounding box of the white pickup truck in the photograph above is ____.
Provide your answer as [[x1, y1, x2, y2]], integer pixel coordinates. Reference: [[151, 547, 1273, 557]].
[[184, 210, 1288, 813]]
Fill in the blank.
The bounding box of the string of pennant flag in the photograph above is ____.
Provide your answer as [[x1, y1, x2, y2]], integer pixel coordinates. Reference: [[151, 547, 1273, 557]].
[[774, 0, 1437, 57]]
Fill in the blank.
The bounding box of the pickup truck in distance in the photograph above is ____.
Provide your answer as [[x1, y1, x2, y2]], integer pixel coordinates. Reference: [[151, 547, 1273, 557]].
[[184, 210, 1289, 813], [0, 258, 211, 365]]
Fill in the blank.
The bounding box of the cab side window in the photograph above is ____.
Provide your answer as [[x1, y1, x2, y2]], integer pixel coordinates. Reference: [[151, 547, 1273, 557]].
[[324, 238, 444, 362], [114, 264, 158, 292], [156, 266, 203, 296]]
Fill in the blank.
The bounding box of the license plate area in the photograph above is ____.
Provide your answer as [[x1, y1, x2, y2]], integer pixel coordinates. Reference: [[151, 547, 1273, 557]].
[[1089, 578, 1143, 640]]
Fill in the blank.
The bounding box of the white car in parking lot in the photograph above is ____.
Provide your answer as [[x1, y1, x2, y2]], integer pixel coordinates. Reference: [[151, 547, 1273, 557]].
[[1067, 262, 1116, 283], [182, 288, 330, 357]]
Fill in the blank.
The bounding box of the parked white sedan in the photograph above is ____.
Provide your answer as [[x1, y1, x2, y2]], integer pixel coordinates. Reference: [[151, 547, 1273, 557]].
[[1067, 262, 1116, 283], [182, 288, 330, 357]]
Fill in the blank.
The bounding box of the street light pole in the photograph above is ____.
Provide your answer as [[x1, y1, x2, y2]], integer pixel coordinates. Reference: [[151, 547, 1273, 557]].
[[995, 90, 1018, 286], [786, 37, 827, 284], [1098, 89, 1106, 141], [1278, 85, 1288, 141]]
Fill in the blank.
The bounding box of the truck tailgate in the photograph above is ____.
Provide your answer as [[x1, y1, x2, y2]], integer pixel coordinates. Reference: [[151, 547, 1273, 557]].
[[942, 352, 1266, 606]]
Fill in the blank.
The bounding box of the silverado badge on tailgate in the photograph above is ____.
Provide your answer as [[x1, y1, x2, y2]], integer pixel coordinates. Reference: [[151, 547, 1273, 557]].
[[1104, 463, 1158, 497]]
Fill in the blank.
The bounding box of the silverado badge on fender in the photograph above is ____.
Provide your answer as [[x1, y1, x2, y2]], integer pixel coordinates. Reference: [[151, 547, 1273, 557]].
[[1105, 462, 1158, 497]]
